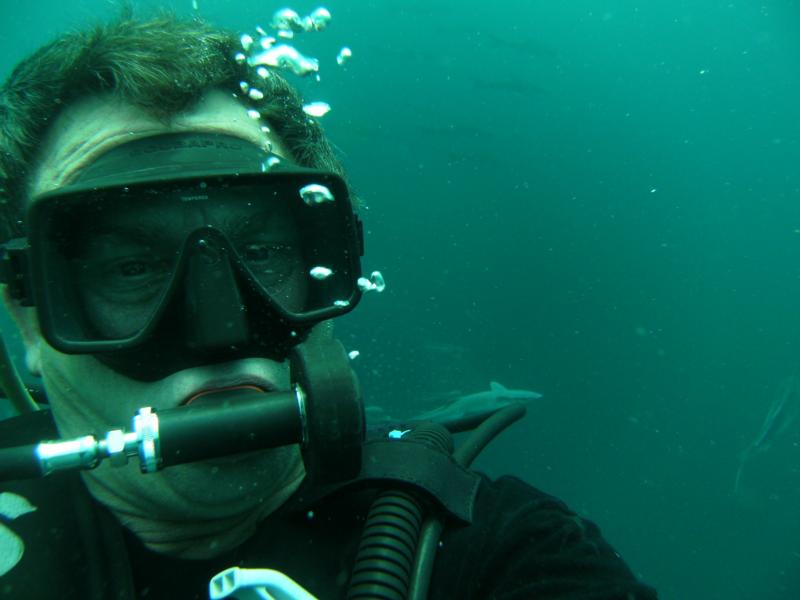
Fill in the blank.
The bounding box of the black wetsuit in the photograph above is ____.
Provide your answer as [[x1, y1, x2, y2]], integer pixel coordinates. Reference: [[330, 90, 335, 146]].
[[0, 409, 657, 599]]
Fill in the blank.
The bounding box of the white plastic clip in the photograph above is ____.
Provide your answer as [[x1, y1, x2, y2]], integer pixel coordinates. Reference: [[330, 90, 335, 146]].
[[209, 567, 318, 600]]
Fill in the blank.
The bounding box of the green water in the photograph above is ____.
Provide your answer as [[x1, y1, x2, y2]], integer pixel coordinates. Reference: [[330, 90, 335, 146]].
[[1, 1, 799, 597]]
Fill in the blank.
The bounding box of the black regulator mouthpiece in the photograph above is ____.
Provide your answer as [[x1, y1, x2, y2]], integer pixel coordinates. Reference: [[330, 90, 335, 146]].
[[0, 335, 364, 486]]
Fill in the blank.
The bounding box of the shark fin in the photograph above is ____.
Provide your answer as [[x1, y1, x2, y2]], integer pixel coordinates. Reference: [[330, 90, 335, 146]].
[[490, 381, 507, 393]]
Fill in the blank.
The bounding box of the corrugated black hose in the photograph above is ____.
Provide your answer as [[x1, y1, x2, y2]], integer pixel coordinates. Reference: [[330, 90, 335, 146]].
[[346, 405, 526, 600], [346, 423, 453, 600]]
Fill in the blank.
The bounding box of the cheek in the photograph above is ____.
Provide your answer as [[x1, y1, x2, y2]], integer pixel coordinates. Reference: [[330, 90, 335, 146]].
[[38, 345, 141, 436]]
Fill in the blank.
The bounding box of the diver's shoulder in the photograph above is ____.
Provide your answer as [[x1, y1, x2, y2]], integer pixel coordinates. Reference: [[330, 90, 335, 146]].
[[474, 472, 573, 513]]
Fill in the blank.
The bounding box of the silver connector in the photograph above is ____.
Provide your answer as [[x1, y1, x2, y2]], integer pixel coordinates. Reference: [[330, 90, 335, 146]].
[[101, 429, 140, 467], [133, 407, 161, 473], [36, 435, 100, 476], [295, 384, 309, 447], [32, 407, 163, 476]]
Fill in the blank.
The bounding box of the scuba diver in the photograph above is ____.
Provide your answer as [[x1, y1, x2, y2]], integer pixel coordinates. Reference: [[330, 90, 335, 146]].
[[0, 12, 657, 600]]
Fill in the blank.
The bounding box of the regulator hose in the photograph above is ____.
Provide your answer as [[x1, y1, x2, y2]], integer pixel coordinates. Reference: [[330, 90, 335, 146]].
[[346, 423, 453, 600], [0, 331, 37, 414]]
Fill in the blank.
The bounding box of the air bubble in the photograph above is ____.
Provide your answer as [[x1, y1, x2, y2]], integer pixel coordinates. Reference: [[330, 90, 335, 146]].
[[309, 266, 334, 280], [358, 271, 386, 293], [303, 101, 331, 117], [299, 183, 334, 205], [309, 8, 332, 31], [336, 47, 352, 65], [271, 8, 303, 32], [248, 45, 319, 77]]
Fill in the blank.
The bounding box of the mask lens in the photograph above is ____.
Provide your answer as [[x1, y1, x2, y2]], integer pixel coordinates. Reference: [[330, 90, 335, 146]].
[[31, 172, 360, 351]]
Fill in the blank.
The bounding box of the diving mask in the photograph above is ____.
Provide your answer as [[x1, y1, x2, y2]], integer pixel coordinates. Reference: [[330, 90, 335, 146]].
[[1, 133, 363, 378]]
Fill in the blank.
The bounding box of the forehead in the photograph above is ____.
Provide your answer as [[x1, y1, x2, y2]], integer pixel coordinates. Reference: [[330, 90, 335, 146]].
[[29, 90, 289, 202]]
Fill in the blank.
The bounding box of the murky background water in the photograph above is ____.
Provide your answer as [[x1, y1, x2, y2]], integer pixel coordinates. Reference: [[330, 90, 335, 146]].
[[1, 1, 799, 597]]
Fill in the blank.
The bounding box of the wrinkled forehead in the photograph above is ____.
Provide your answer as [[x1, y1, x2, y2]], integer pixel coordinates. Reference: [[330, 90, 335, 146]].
[[29, 89, 289, 202]]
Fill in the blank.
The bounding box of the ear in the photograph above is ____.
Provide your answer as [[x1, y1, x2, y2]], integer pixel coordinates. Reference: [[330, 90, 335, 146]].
[[1, 286, 42, 376]]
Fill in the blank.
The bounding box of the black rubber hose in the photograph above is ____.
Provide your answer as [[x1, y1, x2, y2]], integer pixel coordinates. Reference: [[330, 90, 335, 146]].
[[0, 443, 42, 480], [347, 423, 452, 600], [346, 490, 424, 600], [0, 332, 37, 414], [407, 404, 527, 600], [453, 404, 527, 467]]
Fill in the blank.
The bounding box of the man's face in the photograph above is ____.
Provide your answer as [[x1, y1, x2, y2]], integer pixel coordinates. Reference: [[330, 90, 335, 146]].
[[6, 90, 307, 535]]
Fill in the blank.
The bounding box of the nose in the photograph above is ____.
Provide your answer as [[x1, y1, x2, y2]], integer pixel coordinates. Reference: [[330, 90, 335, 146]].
[[184, 230, 249, 351]]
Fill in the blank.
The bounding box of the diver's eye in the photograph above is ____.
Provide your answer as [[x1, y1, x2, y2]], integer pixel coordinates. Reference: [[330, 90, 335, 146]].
[[101, 256, 171, 290], [118, 261, 149, 277], [242, 241, 296, 264]]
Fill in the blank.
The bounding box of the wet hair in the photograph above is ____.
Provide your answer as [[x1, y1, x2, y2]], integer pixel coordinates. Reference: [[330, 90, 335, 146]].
[[0, 9, 349, 242]]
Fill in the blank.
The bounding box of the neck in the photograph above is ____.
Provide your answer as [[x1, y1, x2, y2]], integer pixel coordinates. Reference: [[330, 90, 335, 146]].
[[79, 455, 305, 559]]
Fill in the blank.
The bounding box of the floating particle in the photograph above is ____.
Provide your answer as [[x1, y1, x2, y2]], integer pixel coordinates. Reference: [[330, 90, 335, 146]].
[[247, 109, 260, 119], [333, 299, 350, 308], [239, 81, 250, 93], [303, 101, 331, 117], [299, 183, 334, 205], [336, 47, 352, 65], [248, 45, 319, 77], [309, 7, 332, 30], [271, 8, 303, 31], [240, 34, 254, 51], [192, 0, 198, 10], [309, 266, 334, 280], [249, 88, 264, 100], [348, 350, 360, 360], [234, 52, 247, 64], [256, 26, 267, 36]]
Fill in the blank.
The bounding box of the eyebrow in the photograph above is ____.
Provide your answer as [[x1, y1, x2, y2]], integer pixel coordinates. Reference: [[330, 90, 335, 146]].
[[84, 219, 173, 245]]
